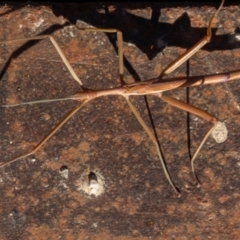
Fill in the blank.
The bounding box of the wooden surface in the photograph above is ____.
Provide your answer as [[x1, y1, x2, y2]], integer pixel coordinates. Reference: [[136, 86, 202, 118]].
[[0, 2, 240, 239]]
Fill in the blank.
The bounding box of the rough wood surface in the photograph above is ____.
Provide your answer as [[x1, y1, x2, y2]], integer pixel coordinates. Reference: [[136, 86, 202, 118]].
[[0, 2, 240, 239]]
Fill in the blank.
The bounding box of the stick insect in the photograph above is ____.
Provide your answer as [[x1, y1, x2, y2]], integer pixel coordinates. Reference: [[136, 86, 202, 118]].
[[1, 0, 239, 196]]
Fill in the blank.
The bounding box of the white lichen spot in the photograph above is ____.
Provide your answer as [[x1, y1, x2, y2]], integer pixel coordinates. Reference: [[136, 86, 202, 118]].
[[60, 26, 76, 38], [194, 117, 198, 122], [59, 166, 69, 179], [235, 33, 240, 42], [76, 169, 105, 197], [69, 31, 74, 38], [89, 178, 99, 195], [91, 223, 98, 228], [33, 18, 44, 31], [127, 42, 135, 47], [211, 121, 228, 143]]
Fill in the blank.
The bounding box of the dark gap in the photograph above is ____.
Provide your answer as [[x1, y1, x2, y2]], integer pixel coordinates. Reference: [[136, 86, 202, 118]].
[[60, 165, 68, 172], [88, 171, 98, 183]]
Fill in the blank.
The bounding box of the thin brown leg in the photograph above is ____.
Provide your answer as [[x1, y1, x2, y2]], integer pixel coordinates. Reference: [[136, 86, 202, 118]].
[[0, 35, 83, 86], [77, 28, 124, 84], [125, 96, 181, 196], [159, 0, 224, 77], [0, 100, 88, 168], [160, 94, 218, 186]]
